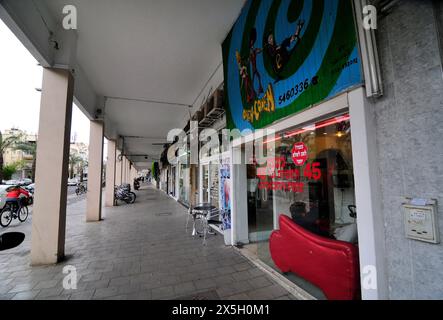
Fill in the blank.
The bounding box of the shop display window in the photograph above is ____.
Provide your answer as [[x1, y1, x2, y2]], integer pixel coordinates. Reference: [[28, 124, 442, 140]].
[[245, 113, 358, 298]]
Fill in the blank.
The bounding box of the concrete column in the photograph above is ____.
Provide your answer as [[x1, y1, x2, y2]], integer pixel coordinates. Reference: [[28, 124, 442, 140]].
[[349, 88, 388, 300], [116, 149, 122, 186], [131, 166, 137, 182], [126, 158, 130, 183], [122, 157, 127, 184], [31, 68, 74, 265], [86, 121, 104, 222], [230, 146, 249, 246], [125, 158, 129, 184], [105, 140, 116, 207]]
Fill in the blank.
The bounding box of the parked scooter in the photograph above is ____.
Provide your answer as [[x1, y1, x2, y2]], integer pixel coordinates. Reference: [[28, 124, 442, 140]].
[[114, 184, 136, 205]]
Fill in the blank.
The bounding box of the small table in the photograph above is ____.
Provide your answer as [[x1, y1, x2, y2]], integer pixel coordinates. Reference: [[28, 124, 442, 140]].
[[191, 204, 220, 244]]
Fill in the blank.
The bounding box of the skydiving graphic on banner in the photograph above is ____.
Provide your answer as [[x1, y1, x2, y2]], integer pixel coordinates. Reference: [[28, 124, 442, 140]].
[[222, 0, 363, 131]]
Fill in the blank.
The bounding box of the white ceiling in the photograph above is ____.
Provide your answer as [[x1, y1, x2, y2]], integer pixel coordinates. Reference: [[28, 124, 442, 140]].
[[43, 0, 245, 168]]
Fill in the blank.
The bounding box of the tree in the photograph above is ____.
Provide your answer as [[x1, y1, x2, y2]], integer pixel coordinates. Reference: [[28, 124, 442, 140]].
[[14, 141, 37, 182], [0, 130, 22, 183], [2, 163, 18, 181], [78, 159, 87, 183], [69, 153, 83, 180]]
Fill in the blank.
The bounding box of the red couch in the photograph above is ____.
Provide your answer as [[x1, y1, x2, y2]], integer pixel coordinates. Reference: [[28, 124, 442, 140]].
[[269, 215, 360, 300]]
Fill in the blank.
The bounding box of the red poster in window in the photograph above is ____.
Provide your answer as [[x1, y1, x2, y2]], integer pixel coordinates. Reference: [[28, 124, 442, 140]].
[[292, 142, 308, 166]]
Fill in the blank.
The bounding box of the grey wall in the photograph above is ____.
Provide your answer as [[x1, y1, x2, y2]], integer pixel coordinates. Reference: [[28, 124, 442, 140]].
[[373, 0, 443, 299]]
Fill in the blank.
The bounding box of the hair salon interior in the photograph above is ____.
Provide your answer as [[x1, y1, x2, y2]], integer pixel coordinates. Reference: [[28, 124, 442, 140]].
[[152, 0, 443, 301]]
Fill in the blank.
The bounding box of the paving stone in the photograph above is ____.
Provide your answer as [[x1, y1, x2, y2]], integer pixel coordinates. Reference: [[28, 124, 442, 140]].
[[173, 282, 196, 296], [233, 262, 252, 272], [225, 293, 250, 300], [151, 286, 175, 300], [11, 290, 40, 300], [34, 279, 60, 290], [35, 286, 64, 298], [0, 293, 15, 300], [194, 279, 216, 291], [8, 283, 36, 294], [216, 280, 254, 298], [69, 290, 95, 300], [232, 270, 253, 282], [93, 287, 120, 299], [248, 276, 274, 289], [109, 276, 132, 287], [118, 284, 141, 295]]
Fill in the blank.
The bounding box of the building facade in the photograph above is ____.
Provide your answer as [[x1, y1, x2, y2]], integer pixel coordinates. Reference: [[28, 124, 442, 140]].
[[2, 128, 37, 180]]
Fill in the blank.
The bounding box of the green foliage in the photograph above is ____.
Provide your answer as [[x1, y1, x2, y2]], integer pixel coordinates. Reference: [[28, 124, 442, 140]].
[[0, 130, 24, 153], [2, 163, 19, 181], [14, 141, 37, 156]]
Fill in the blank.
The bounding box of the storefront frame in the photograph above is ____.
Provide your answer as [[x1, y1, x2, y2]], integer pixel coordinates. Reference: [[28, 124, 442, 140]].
[[229, 87, 387, 300]]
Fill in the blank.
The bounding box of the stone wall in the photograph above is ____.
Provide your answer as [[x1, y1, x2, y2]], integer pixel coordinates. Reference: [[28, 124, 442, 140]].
[[373, 0, 443, 299]]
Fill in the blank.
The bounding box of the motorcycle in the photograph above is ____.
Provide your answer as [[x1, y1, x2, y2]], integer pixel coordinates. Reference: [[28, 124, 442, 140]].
[[114, 184, 136, 205]]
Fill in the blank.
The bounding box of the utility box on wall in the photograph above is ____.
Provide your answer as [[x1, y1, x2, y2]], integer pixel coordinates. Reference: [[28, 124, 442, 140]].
[[403, 199, 440, 244]]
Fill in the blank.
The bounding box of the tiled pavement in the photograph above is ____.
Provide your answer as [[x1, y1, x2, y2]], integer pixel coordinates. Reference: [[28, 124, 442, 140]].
[[0, 186, 296, 300]]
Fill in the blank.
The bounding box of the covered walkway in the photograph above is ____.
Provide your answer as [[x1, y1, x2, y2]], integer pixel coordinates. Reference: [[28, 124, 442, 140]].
[[0, 186, 295, 300]]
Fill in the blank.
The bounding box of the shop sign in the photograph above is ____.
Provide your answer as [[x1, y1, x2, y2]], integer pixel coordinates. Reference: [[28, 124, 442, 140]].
[[222, 0, 363, 131], [257, 155, 321, 193], [291, 142, 308, 166]]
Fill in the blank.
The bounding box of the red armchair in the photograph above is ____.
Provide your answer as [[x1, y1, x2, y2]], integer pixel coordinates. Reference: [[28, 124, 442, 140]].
[[270, 215, 360, 300]]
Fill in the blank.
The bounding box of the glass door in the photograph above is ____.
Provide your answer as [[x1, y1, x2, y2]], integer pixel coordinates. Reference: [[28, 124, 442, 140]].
[[247, 160, 275, 243]]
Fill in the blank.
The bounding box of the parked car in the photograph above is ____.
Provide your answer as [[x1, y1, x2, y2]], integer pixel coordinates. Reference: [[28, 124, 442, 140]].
[[68, 178, 78, 186], [25, 183, 35, 194], [4, 180, 19, 186], [19, 178, 33, 186], [0, 185, 8, 210]]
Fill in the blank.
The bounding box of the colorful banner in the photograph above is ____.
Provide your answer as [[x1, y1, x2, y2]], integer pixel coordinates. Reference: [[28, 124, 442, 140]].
[[222, 0, 362, 131]]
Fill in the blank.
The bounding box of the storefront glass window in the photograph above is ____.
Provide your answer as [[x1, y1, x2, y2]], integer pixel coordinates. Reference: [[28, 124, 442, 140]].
[[246, 114, 357, 298], [209, 164, 219, 208], [179, 163, 190, 206], [202, 164, 209, 203]]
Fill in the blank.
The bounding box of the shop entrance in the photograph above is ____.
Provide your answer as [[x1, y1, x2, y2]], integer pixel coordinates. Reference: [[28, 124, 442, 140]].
[[200, 160, 220, 209], [243, 113, 359, 299]]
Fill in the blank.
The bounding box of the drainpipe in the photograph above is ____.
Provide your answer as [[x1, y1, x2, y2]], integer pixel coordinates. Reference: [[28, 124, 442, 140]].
[[353, 0, 384, 97]]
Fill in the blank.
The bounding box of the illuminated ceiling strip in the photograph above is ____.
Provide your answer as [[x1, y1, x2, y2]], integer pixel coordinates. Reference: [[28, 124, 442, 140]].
[[264, 115, 350, 144]]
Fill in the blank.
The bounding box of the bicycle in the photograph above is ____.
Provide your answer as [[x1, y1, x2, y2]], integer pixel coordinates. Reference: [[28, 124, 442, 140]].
[[75, 183, 87, 196], [0, 199, 29, 228], [114, 185, 136, 205]]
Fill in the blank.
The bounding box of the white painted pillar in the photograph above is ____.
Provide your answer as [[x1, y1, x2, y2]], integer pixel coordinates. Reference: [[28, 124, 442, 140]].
[[125, 157, 129, 184], [349, 87, 388, 300], [122, 157, 127, 184], [230, 146, 249, 245], [86, 121, 104, 222], [131, 166, 137, 182], [105, 140, 116, 207], [127, 159, 131, 184], [115, 149, 122, 186], [31, 68, 74, 265]]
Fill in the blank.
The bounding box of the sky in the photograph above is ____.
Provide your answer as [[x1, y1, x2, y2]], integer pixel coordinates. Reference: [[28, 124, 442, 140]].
[[0, 19, 90, 144]]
